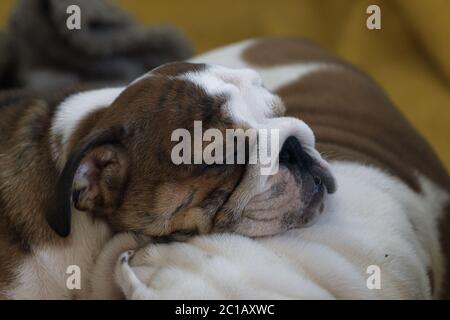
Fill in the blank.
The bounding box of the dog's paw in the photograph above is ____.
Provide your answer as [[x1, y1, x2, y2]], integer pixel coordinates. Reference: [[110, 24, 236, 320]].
[[114, 249, 159, 300], [120, 250, 135, 264], [114, 241, 225, 299]]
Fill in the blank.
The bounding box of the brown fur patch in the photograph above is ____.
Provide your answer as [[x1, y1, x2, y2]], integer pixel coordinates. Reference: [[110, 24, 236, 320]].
[[152, 62, 206, 77], [0, 84, 109, 293]]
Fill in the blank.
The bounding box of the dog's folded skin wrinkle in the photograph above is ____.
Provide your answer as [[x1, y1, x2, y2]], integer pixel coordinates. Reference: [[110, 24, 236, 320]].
[[169, 190, 196, 219]]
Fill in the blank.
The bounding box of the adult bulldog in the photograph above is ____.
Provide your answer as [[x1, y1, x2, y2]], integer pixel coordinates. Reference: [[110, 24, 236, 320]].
[[106, 38, 450, 300]]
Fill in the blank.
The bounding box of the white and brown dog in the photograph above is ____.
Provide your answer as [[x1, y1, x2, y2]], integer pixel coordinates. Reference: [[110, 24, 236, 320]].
[[0, 38, 449, 299], [0, 39, 335, 299], [100, 38, 450, 300]]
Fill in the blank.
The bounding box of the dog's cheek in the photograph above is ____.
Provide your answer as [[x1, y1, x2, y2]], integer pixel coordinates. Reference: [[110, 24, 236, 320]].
[[217, 168, 306, 236]]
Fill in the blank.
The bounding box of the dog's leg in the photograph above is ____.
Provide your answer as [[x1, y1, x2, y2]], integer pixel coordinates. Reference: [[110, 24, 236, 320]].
[[115, 250, 158, 300], [114, 240, 231, 299]]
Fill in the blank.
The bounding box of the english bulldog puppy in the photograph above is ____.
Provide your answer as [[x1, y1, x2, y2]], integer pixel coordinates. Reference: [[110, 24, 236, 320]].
[[106, 38, 450, 299], [0, 55, 334, 298]]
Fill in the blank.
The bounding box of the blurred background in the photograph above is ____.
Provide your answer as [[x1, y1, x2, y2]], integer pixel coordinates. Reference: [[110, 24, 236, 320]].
[[0, 0, 449, 169]]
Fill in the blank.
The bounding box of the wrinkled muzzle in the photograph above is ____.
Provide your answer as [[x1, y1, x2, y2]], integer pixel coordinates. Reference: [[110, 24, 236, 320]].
[[212, 117, 336, 237]]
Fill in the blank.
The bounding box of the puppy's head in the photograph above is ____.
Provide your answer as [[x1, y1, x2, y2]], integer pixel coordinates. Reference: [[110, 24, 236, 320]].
[[46, 62, 335, 238]]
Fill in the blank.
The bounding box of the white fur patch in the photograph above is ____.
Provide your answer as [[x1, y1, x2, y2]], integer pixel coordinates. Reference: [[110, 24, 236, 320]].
[[190, 39, 332, 91], [180, 65, 281, 124], [6, 211, 113, 299], [50, 87, 124, 166]]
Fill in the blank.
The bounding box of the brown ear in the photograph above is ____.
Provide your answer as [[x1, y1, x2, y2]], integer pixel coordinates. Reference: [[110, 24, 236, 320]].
[[46, 125, 129, 237]]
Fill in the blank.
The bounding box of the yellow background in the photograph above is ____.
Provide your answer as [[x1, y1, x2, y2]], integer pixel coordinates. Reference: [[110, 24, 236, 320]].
[[0, 0, 449, 169]]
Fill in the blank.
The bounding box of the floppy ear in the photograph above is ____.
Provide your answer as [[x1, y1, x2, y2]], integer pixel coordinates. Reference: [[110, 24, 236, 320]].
[[46, 125, 130, 237]]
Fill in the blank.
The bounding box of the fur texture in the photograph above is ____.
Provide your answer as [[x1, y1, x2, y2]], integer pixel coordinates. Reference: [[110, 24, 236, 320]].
[[110, 162, 448, 299], [94, 38, 450, 299], [2, 38, 448, 300], [1, 49, 332, 298]]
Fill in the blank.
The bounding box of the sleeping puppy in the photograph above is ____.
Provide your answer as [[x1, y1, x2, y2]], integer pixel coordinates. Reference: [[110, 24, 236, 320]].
[[0, 59, 334, 298], [106, 38, 450, 299]]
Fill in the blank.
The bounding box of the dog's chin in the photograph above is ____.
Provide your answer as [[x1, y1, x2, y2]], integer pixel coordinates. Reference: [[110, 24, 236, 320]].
[[229, 166, 327, 238]]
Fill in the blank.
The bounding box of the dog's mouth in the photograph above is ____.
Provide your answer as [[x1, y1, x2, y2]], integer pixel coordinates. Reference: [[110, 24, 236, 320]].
[[212, 137, 335, 237], [228, 166, 328, 237]]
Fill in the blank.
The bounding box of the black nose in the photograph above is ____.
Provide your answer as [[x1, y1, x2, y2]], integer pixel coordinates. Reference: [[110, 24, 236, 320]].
[[279, 136, 313, 172], [279, 136, 336, 194]]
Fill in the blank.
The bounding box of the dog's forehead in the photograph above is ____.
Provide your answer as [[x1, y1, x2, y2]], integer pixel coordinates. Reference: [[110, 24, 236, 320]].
[[129, 62, 282, 127], [129, 62, 206, 85], [152, 62, 207, 77], [180, 65, 282, 126]]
